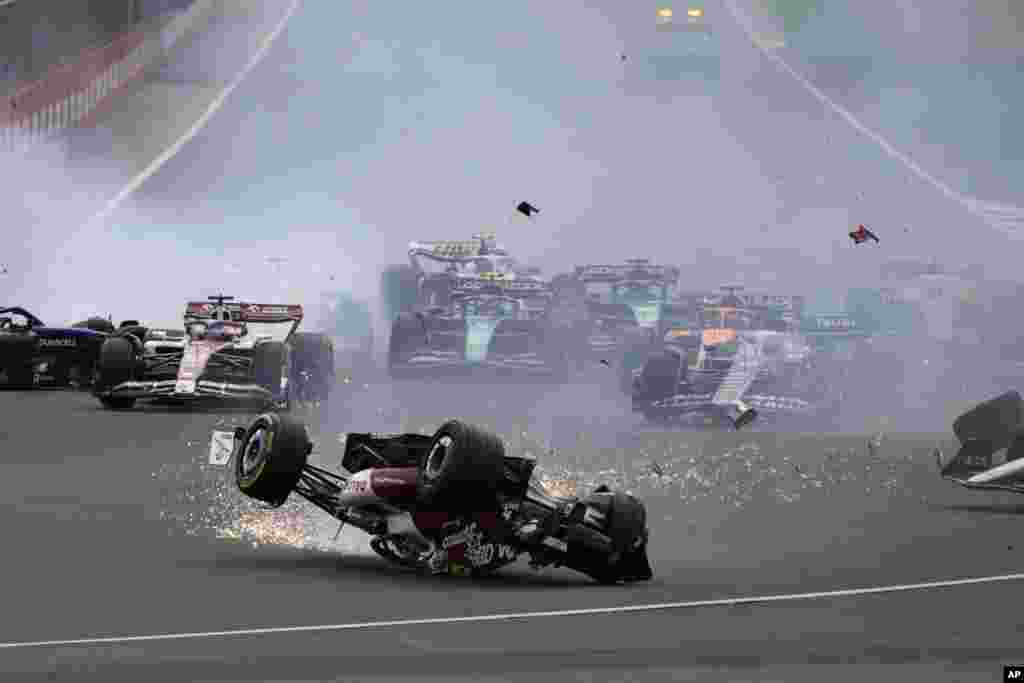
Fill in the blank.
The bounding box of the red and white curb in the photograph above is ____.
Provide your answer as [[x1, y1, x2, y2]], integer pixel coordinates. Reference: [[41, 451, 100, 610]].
[[0, 0, 216, 153]]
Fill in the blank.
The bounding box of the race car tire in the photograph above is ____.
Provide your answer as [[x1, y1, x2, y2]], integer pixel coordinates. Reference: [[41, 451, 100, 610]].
[[254, 341, 289, 408], [381, 265, 420, 322], [95, 336, 138, 410], [289, 332, 335, 402], [417, 420, 506, 511], [387, 314, 425, 374], [235, 412, 311, 507], [73, 317, 115, 334], [116, 325, 148, 346], [0, 334, 37, 389]]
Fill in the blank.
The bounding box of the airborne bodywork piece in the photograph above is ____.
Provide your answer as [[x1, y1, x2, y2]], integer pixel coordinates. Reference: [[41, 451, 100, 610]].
[[92, 296, 333, 410], [228, 412, 653, 584], [630, 287, 831, 428], [384, 235, 570, 380]]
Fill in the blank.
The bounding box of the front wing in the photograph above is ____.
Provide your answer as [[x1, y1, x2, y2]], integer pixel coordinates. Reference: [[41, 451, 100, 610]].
[[97, 379, 275, 403], [389, 350, 563, 379]]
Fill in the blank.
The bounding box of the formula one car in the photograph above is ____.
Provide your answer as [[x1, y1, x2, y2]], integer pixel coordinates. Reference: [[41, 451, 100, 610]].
[[938, 390, 1024, 494], [382, 234, 571, 380], [553, 259, 681, 361], [229, 412, 653, 584], [0, 307, 110, 388], [93, 295, 334, 410], [630, 287, 831, 428]]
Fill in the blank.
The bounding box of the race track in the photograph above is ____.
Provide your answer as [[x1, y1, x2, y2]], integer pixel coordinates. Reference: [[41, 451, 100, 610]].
[[1, 385, 1022, 682], [4, 0, 1022, 680]]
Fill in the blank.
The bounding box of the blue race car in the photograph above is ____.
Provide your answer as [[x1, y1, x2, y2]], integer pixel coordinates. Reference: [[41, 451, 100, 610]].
[[0, 307, 110, 387]]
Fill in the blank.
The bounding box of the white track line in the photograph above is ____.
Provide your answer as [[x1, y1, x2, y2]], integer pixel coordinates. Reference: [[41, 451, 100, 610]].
[[2, 571, 1023, 650], [722, 0, 1023, 235], [84, 0, 303, 229]]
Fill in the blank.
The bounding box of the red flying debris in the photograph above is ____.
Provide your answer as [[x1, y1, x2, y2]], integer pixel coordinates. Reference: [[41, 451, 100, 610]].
[[849, 224, 880, 244]]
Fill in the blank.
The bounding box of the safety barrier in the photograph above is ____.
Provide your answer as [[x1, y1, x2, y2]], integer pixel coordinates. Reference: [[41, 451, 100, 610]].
[[0, 0, 215, 153]]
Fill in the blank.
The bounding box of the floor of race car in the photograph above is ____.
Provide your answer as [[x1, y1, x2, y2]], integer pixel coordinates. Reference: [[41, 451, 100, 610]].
[[1, 379, 1022, 682]]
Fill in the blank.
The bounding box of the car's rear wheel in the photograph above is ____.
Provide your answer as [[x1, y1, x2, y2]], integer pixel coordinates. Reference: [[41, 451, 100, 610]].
[[235, 413, 311, 507], [95, 337, 138, 410], [253, 341, 288, 409], [417, 420, 506, 511]]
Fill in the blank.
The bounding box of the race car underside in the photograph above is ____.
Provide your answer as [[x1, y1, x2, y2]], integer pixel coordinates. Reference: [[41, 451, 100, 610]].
[[260, 447, 600, 572]]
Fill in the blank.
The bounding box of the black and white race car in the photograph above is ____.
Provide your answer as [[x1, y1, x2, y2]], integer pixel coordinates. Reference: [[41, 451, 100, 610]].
[[227, 413, 653, 584], [92, 296, 335, 410]]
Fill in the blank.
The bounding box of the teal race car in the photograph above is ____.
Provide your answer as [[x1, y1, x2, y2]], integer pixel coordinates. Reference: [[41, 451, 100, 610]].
[[383, 235, 570, 381]]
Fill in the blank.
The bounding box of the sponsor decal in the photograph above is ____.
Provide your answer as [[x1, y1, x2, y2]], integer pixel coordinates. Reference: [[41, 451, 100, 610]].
[[815, 317, 856, 330], [208, 431, 235, 465], [345, 479, 369, 495], [496, 544, 517, 561], [702, 328, 737, 346], [541, 536, 568, 553], [39, 337, 76, 348]]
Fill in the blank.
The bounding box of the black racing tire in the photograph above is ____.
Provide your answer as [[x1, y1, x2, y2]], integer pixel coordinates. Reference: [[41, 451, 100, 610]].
[[417, 420, 506, 511], [381, 265, 421, 322], [117, 326, 149, 346], [95, 337, 138, 410], [253, 341, 288, 407], [73, 317, 115, 334], [0, 334, 37, 389], [387, 314, 425, 374], [290, 332, 335, 402], [234, 412, 311, 507]]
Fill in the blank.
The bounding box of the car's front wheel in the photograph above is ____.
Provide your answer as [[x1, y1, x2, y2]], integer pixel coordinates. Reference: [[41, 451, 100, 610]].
[[235, 412, 311, 507]]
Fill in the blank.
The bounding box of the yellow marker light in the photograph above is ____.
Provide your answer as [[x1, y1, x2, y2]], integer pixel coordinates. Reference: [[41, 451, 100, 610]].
[[666, 329, 692, 338], [687, 8, 703, 18], [657, 7, 673, 19]]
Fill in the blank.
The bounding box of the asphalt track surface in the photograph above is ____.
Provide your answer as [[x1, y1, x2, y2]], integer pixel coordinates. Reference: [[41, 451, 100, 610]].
[[5, 3, 1024, 683]]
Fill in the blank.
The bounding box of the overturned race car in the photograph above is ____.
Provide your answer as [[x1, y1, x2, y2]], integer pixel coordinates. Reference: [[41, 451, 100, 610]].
[[92, 295, 334, 410], [228, 413, 653, 584]]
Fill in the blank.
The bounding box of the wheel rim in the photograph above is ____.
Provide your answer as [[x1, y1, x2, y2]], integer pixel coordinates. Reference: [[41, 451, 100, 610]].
[[241, 426, 269, 478], [424, 435, 453, 480]]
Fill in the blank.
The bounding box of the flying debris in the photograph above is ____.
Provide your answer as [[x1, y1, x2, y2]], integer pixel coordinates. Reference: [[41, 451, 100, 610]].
[[516, 201, 540, 218], [849, 224, 880, 245]]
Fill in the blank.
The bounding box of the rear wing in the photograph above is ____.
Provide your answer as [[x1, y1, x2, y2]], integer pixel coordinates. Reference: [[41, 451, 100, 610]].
[[184, 302, 303, 323], [408, 235, 508, 263], [573, 261, 680, 284], [800, 313, 867, 336]]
